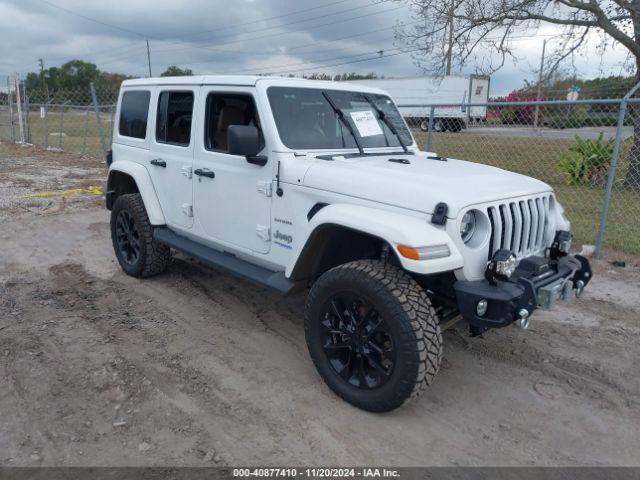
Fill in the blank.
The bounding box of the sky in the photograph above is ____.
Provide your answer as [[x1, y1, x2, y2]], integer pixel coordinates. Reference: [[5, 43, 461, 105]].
[[0, 0, 631, 97]]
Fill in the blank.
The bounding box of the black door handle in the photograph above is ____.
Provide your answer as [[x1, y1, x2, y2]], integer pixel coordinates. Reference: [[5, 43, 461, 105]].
[[194, 168, 215, 179], [150, 159, 166, 167]]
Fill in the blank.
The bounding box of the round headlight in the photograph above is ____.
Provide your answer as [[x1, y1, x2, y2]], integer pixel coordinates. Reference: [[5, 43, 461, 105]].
[[460, 211, 476, 244]]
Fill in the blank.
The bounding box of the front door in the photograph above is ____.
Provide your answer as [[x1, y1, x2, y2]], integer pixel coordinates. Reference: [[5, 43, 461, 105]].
[[148, 88, 196, 229], [193, 87, 272, 253]]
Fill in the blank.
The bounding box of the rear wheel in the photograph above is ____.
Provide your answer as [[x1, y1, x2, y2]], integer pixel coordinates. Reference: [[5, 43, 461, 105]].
[[304, 260, 442, 412], [111, 193, 170, 278]]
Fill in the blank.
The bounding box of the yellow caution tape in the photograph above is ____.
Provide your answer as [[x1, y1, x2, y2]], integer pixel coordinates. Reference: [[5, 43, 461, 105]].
[[27, 185, 104, 198]]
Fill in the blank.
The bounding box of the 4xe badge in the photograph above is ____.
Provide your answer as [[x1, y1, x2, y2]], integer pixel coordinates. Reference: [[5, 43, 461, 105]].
[[273, 230, 293, 250]]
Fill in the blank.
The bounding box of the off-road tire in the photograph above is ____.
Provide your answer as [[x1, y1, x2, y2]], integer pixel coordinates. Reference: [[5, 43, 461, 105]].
[[110, 193, 170, 278], [304, 260, 443, 412]]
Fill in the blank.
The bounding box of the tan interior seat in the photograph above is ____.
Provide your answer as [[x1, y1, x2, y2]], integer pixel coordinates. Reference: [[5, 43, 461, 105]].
[[215, 105, 245, 151]]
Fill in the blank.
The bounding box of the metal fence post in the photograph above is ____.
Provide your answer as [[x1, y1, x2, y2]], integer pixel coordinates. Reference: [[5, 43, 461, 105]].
[[82, 107, 89, 154], [90, 82, 108, 156], [594, 80, 640, 257], [44, 103, 49, 148], [109, 105, 116, 139], [58, 104, 64, 149], [426, 106, 435, 151], [14, 75, 25, 144], [7, 76, 15, 142], [23, 81, 31, 144]]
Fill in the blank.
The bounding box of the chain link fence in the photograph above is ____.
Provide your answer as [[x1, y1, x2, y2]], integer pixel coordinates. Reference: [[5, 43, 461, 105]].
[[0, 77, 118, 158], [400, 94, 640, 256], [1, 75, 639, 256]]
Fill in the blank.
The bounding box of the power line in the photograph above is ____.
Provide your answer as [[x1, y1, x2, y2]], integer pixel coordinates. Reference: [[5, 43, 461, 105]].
[[227, 46, 411, 75], [183, 45, 395, 71], [287, 23, 403, 52], [34, 0, 387, 66], [97, 21, 562, 72], [166, 36, 397, 68], [263, 48, 420, 76], [104, 2, 403, 64], [178, 0, 356, 41]]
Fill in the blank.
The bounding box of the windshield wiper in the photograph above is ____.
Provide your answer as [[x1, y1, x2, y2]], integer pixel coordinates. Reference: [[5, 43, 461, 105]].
[[363, 94, 409, 154], [322, 91, 364, 156]]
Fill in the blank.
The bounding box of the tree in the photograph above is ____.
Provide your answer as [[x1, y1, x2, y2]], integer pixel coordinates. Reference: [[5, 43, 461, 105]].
[[395, 0, 640, 189], [160, 66, 194, 77], [21, 60, 131, 104], [297, 72, 379, 81], [333, 72, 379, 81]]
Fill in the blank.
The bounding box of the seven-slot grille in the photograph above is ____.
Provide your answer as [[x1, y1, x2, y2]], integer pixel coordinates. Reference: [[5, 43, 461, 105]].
[[486, 195, 553, 260]]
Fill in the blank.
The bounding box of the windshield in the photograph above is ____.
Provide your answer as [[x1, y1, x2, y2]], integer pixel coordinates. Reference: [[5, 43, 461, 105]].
[[267, 86, 413, 151]]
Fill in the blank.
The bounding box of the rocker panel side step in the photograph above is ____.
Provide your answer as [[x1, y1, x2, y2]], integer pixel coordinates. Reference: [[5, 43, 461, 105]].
[[153, 227, 295, 294]]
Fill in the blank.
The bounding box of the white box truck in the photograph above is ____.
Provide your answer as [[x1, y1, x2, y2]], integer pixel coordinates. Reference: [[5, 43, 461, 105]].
[[350, 75, 490, 132]]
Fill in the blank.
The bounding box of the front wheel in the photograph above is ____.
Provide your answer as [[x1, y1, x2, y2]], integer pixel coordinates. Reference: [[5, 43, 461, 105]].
[[304, 260, 443, 412]]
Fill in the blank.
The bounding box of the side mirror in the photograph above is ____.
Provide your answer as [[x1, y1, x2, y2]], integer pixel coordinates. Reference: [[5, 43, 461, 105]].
[[227, 125, 267, 166]]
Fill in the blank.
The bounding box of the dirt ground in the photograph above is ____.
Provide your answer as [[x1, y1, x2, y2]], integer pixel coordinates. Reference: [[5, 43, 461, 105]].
[[1, 144, 639, 467]]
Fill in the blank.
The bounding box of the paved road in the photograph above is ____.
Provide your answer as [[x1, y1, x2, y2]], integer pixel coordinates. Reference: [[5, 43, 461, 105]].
[[463, 126, 631, 140]]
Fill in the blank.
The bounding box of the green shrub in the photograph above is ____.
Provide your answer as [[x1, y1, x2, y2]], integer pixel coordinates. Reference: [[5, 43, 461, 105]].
[[499, 109, 517, 124], [556, 133, 614, 186]]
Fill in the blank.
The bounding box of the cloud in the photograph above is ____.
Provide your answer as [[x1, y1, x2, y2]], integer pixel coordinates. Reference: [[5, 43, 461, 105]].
[[0, 0, 632, 95]]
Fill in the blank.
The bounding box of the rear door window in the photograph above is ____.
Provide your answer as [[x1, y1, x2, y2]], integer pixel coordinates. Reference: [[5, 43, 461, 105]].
[[119, 90, 151, 139], [156, 91, 194, 146]]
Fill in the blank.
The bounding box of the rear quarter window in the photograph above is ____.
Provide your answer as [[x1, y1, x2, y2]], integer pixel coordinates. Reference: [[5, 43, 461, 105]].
[[119, 90, 151, 139]]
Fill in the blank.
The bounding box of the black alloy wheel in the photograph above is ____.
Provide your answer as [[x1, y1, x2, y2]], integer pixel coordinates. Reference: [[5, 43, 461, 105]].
[[115, 209, 141, 266], [320, 292, 396, 389]]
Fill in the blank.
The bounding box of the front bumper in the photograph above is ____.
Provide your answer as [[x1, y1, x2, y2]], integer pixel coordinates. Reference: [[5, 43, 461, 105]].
[[453, 254, 592, 329]]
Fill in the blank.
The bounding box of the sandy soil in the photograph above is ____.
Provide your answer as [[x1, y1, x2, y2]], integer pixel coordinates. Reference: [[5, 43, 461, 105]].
[[1, 145, 639, 466], [0, 142, 104, 222]]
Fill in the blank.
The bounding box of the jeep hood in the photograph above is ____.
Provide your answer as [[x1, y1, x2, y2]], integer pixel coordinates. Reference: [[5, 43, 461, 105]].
[[303, 153, 552, 217]]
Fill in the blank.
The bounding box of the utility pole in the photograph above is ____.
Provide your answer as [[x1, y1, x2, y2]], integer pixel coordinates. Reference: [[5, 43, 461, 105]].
[[146, 39, 152, 77], [38, 58, 50, 100], [533, 39, 546, 128], [38, 58, 45, 88], [445, 1, 454, 76]]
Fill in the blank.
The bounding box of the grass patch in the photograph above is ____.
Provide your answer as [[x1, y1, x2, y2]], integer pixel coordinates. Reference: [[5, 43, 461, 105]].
[[18, 109, 113, 158]]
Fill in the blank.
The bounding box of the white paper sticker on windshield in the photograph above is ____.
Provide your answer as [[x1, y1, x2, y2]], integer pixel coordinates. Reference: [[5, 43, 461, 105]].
[[349, 110, 383, 137]]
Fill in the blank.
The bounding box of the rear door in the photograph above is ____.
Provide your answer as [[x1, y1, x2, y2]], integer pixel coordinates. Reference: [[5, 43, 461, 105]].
[[148, 88, 197, 229]]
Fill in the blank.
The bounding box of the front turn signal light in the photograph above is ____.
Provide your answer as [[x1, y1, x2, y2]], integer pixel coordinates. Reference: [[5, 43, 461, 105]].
[[396, 244, 451, 261]]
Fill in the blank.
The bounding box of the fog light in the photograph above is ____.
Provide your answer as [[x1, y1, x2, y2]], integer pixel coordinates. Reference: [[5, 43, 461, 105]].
[[486, 249, 517, 283], [476, 299, 488, 317]]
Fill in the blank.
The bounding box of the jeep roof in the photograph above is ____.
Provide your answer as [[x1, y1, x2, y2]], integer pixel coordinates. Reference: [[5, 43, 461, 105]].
[[120, 75, 389, 96]]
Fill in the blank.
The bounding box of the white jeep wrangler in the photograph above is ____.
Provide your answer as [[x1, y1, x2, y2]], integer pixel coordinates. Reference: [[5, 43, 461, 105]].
[[106, 75, 592, 412]]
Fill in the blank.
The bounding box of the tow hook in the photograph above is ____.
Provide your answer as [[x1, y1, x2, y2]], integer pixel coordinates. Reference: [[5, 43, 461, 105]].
[[575, 280, 585, 298], [515, 308, 530, 330]]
